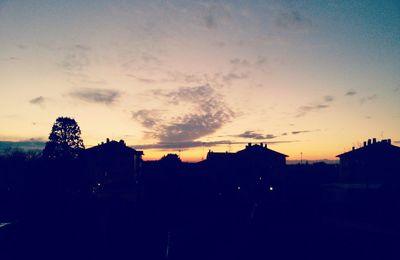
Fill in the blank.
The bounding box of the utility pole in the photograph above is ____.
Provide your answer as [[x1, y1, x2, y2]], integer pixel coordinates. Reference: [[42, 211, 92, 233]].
[[300, 152, 303, 164]]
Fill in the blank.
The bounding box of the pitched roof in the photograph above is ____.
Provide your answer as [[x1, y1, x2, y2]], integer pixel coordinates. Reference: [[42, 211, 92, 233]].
[[236, 144, 288, 157], [86, 139, 143, 155], [336, 140, 400, 158], [206, 151, 235, 161], [207, 143, 288, 160]]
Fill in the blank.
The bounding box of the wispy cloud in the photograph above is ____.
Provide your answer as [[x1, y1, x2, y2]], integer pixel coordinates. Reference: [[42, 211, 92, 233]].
[[346, 90, 357, 96], [230, 58, 250, 66], [153, 84, 214, 105], [324, 95, 334, 102], [296, 104, 329, 117], [127, 69, 249, 88], [204, 13, 217, 29], [155, 111, 233, 143], [292, 130, 309, 135], [3, 56, 19, 61], [16, 44, 27, 49], [133, 84, 234, 143], [255, 56, 268, 66], [132, 140, 296, 150], [222, 72, 248, 83], [132, 109, 163, 128], [275, 10, 313, 32], [296, 95, 333, 117], [291, 129, 320, 135], [360, 94, 377, 105], [236, 131, 277, 140], [141, 53, 162, 64], [132, 140, 224, 150], [202, 2, 231, 30], [127, 74, 158, 84], [229, 56, 268, 70], [69, 88, 120, 105], [29, 96, 46, 106], [59, 44, 91, 72]]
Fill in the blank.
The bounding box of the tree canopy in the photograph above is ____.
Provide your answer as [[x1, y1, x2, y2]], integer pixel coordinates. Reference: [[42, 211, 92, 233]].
[[43, 117, 85, 159]]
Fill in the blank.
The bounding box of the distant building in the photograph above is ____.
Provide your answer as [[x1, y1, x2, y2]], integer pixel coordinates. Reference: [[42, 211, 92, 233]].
[[206, 143, 288, 200], [84, 139, 143, 191], [207, 142, 287, 169], [336, 138, 400, 185]]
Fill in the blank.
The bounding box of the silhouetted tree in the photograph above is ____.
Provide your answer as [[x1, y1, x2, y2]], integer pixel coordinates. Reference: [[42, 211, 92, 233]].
[[43, 117, 85, 159]]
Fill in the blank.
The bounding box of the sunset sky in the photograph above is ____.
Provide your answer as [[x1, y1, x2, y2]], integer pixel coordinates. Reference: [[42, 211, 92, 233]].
[[1, 0, 399, 161]]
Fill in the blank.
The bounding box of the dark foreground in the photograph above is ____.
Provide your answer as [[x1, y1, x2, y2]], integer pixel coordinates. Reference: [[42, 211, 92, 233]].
[[1, 194, 400, 260], [1, 154, 400, 259]]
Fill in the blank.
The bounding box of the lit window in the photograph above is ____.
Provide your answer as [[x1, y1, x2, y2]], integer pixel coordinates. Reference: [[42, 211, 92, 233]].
[[237, 186, 241, 190], [269, 186, 273, 191]]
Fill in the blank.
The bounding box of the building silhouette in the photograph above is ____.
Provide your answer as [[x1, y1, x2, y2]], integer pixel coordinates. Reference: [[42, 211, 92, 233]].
[[206, 143, 287, 201], [84, 139, 143, 193], [337, 138, 400, 185]]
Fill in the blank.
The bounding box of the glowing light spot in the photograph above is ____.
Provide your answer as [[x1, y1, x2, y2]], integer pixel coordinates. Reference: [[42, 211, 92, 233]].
[[237, 186, 241, 190], [0, 222, 11, 228], [269, 186, 274, 191]]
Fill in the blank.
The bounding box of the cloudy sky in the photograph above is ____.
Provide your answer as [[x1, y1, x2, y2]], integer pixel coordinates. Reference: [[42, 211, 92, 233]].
[[1, 0, 399, 161]]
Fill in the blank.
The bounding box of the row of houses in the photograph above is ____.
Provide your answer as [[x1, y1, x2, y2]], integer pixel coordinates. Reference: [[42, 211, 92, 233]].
[[83, 138, 400, 197]]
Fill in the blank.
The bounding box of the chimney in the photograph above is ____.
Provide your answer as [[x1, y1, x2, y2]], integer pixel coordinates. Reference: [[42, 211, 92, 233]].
[[260, 142, 263, 147], [106, 138, 110, 143], [388, 139, 391, 145], [265, 143, 267, 148], [352, 146, 355, 151], [247, 143, 252, 148], [363, 141, 367, 147], [373, 138, 376, 144], [368, 139, 371, 145]]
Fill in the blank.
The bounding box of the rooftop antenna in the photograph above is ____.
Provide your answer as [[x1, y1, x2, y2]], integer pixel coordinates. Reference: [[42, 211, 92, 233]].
[[228, 141, 231, 153], [178, 149, 181, 158]]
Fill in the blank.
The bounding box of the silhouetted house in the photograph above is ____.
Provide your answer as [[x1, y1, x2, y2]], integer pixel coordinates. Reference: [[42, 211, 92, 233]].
[[140, 154, 186, 206], [206, 152, 236, 173], [236, 142, 287, 169], [84, 139, 143, 191], [206, 143, 288, 200], [336, 138, 400, 185]]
